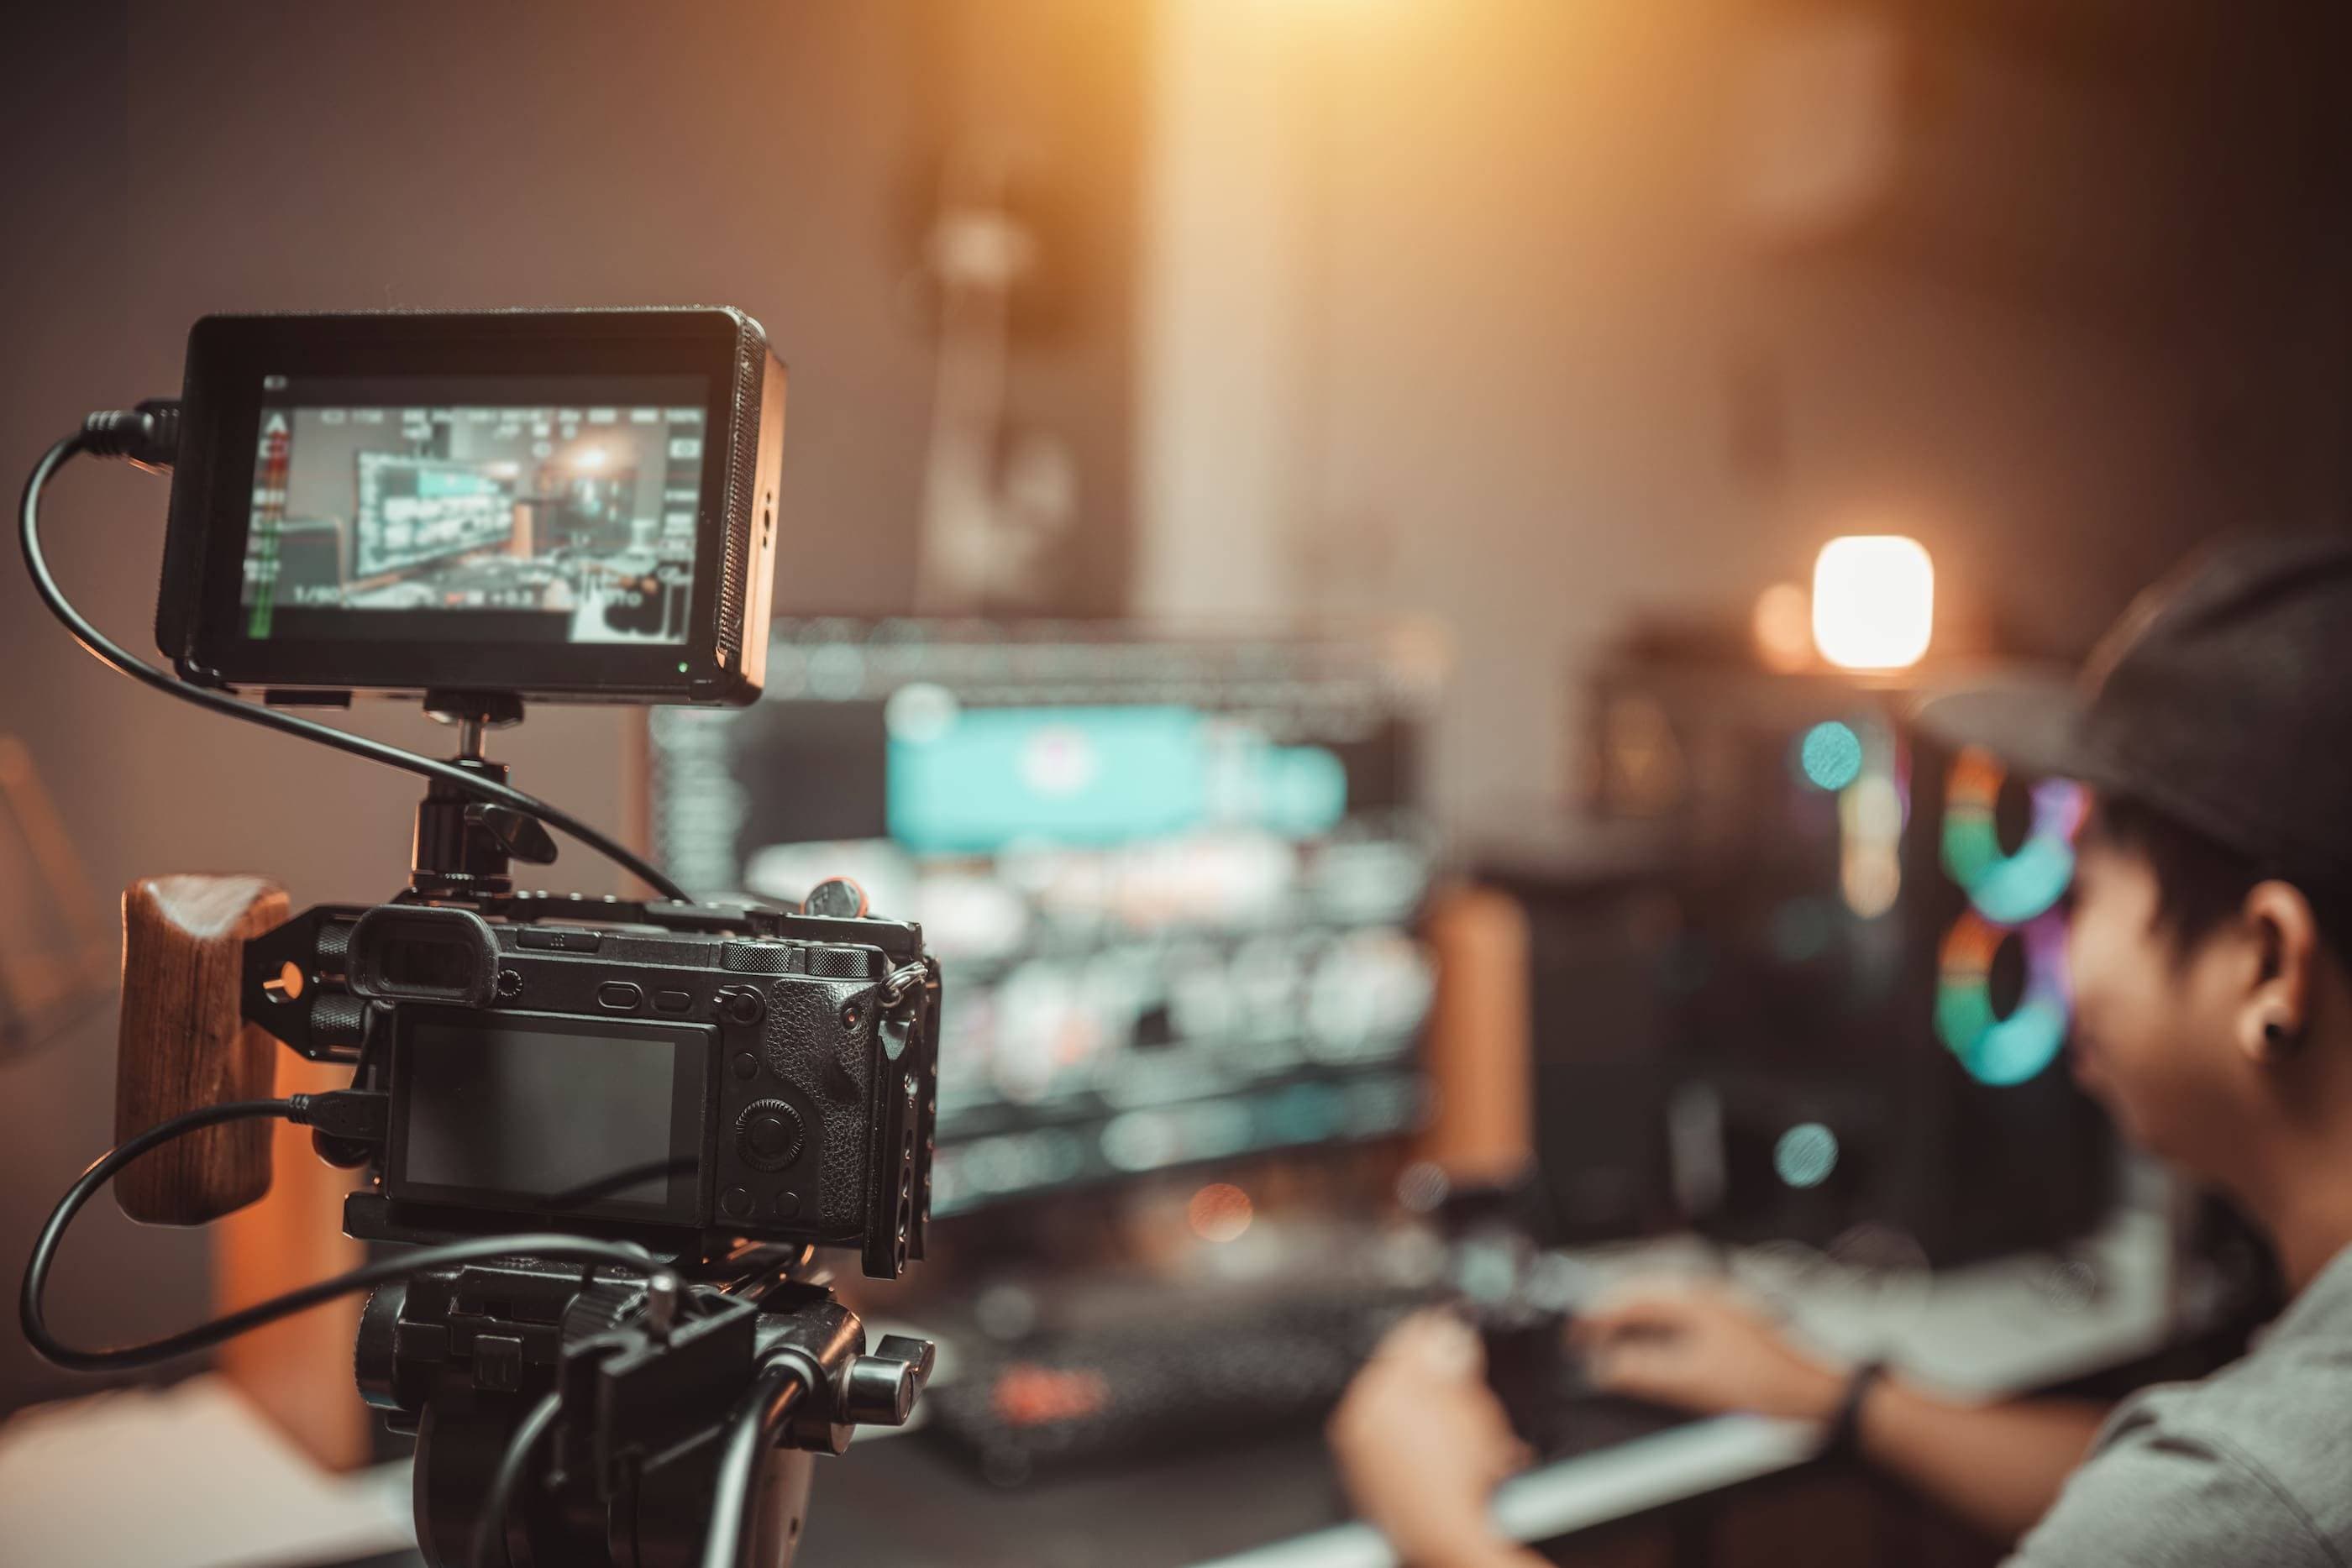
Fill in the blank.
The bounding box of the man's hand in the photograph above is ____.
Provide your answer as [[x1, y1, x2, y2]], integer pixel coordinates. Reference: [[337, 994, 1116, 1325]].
[[1328, 1313, 1539, 1568], [1569, 1282, 1847, 1422], [1572, 1282, 2113, 1547]]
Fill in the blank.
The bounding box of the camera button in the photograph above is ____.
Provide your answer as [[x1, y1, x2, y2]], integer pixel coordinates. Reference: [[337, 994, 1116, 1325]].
[[730, 1051, 759, 1081], [721, 1186, 753, 1219], [596, 981, 643, 1011], [653, 989, 691, 1014], [774, 1190, 801, 1219]]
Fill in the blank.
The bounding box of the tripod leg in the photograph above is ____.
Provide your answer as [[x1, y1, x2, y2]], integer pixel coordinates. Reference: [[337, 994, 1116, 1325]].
[[625, 1430, 812, 1568], [412, 1381, 603, 1568], [412, 1388, 507, 1568], [747, 1447, 816, 1568]]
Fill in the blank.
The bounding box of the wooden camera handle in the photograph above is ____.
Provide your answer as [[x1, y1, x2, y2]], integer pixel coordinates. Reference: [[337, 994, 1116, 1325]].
[[115, 873, 291, 1225]]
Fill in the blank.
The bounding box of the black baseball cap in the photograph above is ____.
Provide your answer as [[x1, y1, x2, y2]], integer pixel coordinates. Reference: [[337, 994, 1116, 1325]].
[[1915, 533, 2352, 884]]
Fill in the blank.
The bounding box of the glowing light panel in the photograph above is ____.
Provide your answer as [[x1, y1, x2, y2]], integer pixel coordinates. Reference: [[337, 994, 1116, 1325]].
[[1812, 536, 1934, 669], [887, 705, 1349, 853]]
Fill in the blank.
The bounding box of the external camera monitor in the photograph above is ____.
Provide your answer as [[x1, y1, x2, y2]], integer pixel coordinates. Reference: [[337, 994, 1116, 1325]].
[[155, 307, 784, 705]]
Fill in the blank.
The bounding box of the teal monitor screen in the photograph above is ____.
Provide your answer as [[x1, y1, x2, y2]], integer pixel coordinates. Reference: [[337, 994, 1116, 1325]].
[[885, 704, 1350, 854]]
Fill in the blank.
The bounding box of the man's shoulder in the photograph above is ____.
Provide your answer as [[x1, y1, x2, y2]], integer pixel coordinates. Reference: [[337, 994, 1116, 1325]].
[[2132, 1333, 2352, 1515], [2009, 1351, 2352, 1568], [2008, 1412, 2331, 1567]]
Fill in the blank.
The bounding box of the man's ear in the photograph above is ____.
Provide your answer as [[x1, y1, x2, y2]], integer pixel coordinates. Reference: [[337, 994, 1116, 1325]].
[[2237, 880, 2319, 1064]]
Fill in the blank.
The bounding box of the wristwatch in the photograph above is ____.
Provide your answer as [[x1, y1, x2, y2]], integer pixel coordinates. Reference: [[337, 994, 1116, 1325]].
[[1825, 1360, 1888, 1456]]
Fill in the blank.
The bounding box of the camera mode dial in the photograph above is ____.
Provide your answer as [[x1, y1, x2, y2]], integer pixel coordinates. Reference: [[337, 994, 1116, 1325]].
[[721, 940, 795, 974]]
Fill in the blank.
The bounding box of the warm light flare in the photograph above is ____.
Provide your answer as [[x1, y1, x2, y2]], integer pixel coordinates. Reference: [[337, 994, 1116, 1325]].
[[1752, 582, 1813, 673], [1186, 1182, 1254, 1242]]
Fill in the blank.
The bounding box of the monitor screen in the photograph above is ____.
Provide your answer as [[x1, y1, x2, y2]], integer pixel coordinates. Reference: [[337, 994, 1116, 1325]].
[[392, 1013, 708, 1224], [647, 621, 1441, 1214], [240, 373, 709, 645]]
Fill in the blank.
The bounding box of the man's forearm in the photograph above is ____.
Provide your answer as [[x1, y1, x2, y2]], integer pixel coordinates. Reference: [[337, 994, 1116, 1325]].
[[1394, 1536, 1547, 1568], [1857, 1381, 2111, 1543], [1389, 1385, 2106, 1562]]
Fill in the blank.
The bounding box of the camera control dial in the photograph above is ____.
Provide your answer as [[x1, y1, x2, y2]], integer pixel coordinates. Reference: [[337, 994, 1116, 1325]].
[[735, 1099, 805, 1171]]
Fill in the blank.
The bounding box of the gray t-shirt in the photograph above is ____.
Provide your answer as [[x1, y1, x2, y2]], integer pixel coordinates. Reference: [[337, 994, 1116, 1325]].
[[2009, 1244, 2352, 1567]]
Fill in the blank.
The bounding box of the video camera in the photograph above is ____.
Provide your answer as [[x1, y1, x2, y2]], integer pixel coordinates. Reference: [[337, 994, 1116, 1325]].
[[19, 308, 941, 1568], [249, 887, 937, 1280]]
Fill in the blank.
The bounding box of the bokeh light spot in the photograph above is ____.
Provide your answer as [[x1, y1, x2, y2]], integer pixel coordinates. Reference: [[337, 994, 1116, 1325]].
[[1187, 1182, 1254, 1242], [1773, 1122, 1840, 1189], [1798, 721, 1864, 791], [1752, 582, 1813, 673]]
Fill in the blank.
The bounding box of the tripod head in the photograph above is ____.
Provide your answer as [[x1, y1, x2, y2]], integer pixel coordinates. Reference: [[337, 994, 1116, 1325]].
[[366, 1245, 932, 1567]]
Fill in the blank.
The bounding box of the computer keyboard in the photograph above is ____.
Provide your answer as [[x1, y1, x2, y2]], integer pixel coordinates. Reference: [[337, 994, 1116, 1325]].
[[921, 1287, 1420, 1483], [919, 1287, 1697, 1485]]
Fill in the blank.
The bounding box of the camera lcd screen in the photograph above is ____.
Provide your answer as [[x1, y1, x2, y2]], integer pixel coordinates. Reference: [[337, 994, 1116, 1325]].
[[240, 375, 710, 648], [396, 1015, 709, 1223]]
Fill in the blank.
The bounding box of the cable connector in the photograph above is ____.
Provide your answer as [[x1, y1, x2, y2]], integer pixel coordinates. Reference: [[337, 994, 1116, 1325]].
[[80, 399, 181, 474], [289, 1088, 389, 1144]]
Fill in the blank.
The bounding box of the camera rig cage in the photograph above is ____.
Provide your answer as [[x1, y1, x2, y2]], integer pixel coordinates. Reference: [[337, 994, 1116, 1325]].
[[14, 317, 942, 1568]]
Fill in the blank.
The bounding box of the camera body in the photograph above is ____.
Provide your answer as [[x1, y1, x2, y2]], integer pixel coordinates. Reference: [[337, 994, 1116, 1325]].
[[251, 894, 938, 1280]]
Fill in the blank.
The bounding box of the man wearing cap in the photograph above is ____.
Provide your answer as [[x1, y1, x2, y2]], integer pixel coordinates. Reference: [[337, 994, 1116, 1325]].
[[1329, 536, 2352, 1565]]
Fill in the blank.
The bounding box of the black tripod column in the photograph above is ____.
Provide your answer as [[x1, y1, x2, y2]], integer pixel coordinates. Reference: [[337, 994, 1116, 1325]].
[[411, 758, 518, 899]]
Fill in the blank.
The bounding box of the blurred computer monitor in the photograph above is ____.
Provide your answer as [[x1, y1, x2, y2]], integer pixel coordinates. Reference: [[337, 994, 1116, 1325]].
[[1582, 658, 2114, 1265], [645, 619, 1441, 1218]]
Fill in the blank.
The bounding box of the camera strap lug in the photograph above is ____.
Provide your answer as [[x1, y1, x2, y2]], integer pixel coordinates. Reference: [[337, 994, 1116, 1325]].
[[876, 960, 930, 1012]]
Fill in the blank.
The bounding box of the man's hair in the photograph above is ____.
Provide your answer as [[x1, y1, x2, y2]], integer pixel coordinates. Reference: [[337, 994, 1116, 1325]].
[[2091, 794, 2352, 966]]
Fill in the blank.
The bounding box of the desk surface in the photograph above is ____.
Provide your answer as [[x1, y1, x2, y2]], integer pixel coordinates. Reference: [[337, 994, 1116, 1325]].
[[827, 1202, 2177, 1568], [0, 1204, 2182, 1568], [1198, 1416, 1821, 1568], [797, 1408, 1822, 1568], [804, 1423, 1349, 1568]]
